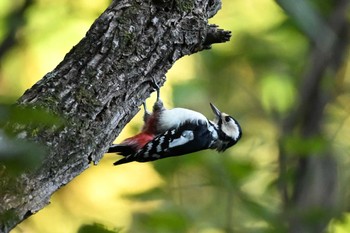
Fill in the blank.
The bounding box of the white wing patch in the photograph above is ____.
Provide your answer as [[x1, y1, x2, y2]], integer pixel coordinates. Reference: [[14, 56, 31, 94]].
[[169, 130, 194, 148], [156, 136, 164, 152], [147, 143, 153, 151]]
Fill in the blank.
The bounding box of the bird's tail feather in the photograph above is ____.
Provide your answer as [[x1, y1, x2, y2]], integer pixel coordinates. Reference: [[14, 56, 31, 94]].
[[113, 158, 130, 166], [107, 144, 135, 157]]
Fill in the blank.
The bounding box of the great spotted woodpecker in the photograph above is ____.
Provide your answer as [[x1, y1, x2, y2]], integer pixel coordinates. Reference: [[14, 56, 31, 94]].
[[107, 87, 210, 155], [110, 98, 242, 165]]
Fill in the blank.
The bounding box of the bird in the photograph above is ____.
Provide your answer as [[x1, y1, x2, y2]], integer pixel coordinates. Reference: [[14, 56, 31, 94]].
[[109, 96, 242, 165], [107, 83, 211, 153]]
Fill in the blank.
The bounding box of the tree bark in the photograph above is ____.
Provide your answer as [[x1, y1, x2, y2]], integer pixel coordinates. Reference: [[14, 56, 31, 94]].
[[0, 0, 230, 232]]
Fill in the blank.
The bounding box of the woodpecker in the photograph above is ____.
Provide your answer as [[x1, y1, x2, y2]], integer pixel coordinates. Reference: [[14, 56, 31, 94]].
[[112, 102, 242, 165], [108, 84, 212, 157]]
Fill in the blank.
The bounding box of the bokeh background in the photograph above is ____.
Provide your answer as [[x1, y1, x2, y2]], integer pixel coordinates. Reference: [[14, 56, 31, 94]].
[[1, 0, 350, 232]]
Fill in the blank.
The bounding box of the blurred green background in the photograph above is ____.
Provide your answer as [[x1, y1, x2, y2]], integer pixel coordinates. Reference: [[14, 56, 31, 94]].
[[1, 0, 350, 232]]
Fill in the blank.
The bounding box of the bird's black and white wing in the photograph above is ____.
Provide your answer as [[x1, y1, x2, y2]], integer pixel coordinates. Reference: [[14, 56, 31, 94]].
[[113, 121, 216, 165]]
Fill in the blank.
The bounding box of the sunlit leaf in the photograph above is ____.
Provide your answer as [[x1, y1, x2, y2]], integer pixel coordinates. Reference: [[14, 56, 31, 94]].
[[78, 223, 120, 233]]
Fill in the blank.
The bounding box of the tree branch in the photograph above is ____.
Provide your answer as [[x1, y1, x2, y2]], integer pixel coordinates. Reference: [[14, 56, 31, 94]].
[[0, 0, 230, 232]]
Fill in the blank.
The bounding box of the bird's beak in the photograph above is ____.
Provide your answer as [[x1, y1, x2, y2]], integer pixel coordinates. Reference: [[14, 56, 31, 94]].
[[210, 103, 221, 118]]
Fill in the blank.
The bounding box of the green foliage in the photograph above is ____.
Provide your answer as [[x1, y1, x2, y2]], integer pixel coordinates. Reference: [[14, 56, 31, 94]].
[[208, 157, 256, 185], [0, 132, 45, 175], [0, 102, 63, 175], [283, 135, 328, 156], [130, 204, 191, 233], [78, 223, 120, 233], [0, 209, 20, 233], [0, 103, 63, 130], [124, 186, 165, 201], [260, 73, 296, 115]]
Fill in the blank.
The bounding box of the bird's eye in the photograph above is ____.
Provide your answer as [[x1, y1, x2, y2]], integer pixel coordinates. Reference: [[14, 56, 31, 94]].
[[225, 116, 231, 122]]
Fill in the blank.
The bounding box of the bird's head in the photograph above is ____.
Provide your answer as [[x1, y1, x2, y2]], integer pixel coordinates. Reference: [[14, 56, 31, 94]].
[[210, 103, 242, 151]]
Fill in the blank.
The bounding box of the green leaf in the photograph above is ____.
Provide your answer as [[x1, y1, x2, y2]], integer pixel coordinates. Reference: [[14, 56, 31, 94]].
[[123, 186, 165, 201], [260, 73, 296, 114], [282, 135, 328, 156], [0, 132, 45, 175], [131, 205, 190, 233], [78, 223, 120, 233], [204, 155, 256, 186], [0, 103, 63, 128]]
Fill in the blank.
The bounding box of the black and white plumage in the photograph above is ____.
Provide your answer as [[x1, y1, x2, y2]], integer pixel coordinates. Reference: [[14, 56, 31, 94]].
[[107, 88, 208, 157], [112, 103, 242, 165], [209, 103, 242, 152]]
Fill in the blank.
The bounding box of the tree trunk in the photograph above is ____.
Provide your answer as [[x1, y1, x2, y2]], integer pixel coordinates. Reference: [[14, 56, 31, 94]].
[[0, 0, 230, 232]]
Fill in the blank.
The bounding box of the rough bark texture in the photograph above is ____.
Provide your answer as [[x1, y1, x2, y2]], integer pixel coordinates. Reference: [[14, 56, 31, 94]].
[[0, 0, 230, 232]]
